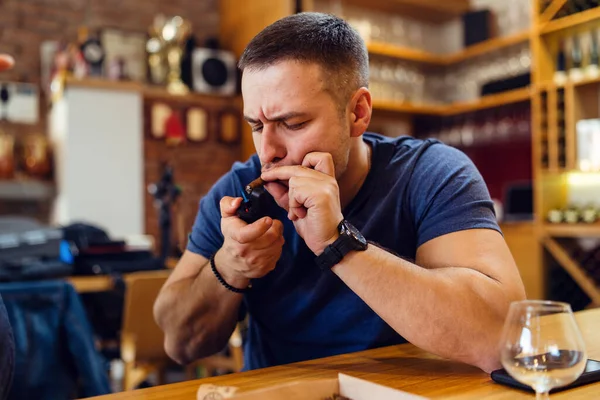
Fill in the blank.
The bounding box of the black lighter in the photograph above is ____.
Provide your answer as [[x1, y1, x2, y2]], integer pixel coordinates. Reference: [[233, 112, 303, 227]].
[[236, 177, 271, 223]]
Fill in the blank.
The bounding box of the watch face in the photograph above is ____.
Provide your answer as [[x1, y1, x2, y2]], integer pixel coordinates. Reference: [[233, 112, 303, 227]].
[[340, 220, 368, 249]]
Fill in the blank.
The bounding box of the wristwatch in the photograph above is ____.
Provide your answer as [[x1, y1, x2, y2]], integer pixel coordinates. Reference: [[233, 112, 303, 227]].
[[315, 219, 368, 271]]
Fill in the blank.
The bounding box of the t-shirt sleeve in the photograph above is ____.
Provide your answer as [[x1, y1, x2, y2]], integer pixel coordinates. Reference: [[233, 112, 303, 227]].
[[408, 141, 501, 248], [187, 162, 251, 259]]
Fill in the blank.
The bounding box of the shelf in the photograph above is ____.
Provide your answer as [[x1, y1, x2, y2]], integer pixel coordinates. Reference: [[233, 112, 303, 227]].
[[544, 223, 600, 237], [538, 75, 600, 90], [367, 42, 444, 64], [367, 31, 530, 65], [371, 100, 445, 115], [0, 180, 54, 201], [444, 87, 532, 115], [443, 31, 531, 64], [538, 0, 568, 24], [373, 88, 532, 116], [541, 6, 600, 35], [64, 77, 143, 93], [342, 0, 469, 23], [64, 77, 238, 108], [143, 86, 237, 108], [572, 74, 600, 87]]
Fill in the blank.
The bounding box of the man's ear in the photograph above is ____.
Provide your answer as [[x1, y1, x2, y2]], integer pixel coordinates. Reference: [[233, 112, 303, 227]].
[[348, 87, 372, 138]]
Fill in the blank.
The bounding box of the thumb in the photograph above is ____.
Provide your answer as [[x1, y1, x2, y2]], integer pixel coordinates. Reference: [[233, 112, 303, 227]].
[[220, 196, 243, 218]]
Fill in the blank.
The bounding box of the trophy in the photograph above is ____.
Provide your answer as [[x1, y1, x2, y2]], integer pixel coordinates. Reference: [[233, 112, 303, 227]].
[[147, 15, 192, 95]]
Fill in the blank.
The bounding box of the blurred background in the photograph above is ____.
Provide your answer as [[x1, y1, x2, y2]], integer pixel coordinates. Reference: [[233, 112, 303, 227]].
[[0, 0, 599, 398]]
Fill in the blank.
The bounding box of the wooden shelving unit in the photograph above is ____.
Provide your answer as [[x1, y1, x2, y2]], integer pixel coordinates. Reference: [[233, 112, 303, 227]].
[[373, 87, 532, 116], [444, 30, 531, 64], [367, 42, 444, 64], [371, 100, 445, 115], [444, 87, 532, 115], [541, 5, 600, 34], [544, 223, 600, 237], [341, 0, 469, 23], [533, 1, 600, 305], [539, 0, 567, 24], [368, 30, 530, 65], [64, 77, 238, 108]]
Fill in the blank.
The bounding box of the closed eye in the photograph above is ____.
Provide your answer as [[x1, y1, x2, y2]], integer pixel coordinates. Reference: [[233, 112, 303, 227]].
[[284, 121, 307, 131]]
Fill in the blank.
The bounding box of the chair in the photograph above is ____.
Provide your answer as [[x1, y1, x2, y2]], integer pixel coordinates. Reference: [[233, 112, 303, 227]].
[[120, 270, 244, 390]]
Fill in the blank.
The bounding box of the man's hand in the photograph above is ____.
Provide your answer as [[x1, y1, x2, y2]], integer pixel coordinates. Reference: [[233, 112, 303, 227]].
[[261, 152, 343, 256], [0, 55, 14, 72], [216, 196, 285, 288]]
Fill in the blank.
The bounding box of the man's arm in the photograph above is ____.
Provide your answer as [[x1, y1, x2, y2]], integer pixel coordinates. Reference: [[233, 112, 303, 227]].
[[154, 196, 284, 364], [331, 228, 526, 373], [153, 250, 243, 364], [261, 151, 526, 373]]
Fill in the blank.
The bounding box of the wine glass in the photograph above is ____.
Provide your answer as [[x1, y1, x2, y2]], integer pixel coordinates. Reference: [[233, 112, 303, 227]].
[[499, 300, 587, 400]]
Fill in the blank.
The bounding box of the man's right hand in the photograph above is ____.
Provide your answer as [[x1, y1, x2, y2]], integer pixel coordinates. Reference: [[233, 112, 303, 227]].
[[0, 55, 15, 72], [215, 196, 285, 289]]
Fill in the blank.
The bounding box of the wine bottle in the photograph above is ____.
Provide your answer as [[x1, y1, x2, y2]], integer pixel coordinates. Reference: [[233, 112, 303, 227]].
[[574, 0, 590, 11], [555, 40, 568, 85], [566, 0, 580, 14], [586, 30, 600, 78], [570, 35, 584, 81]]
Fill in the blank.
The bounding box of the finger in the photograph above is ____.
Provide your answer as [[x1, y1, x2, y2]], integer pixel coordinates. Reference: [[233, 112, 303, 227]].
[[302, 152, 335, 177], [252, 220, 285, 250], [0, 55, 14, 72], [220, 196, 243, 218], [229, 216, 273, 244], [264, 181, 288, 203], [287, 177, 311, 220], [261, 165, 323, 183]]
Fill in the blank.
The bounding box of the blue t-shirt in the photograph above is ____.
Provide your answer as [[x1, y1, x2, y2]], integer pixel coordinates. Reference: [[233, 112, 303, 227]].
[[188, 133, 500, 370]]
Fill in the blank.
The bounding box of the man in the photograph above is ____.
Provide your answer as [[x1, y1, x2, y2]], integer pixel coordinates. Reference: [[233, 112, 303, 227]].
[[0, 54, 15, 399], [154, 13, 526, 374]]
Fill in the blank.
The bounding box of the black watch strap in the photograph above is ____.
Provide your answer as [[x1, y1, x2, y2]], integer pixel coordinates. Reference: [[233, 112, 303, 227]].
[[315, 244, 344, 271], [315, 220, 367, 271]]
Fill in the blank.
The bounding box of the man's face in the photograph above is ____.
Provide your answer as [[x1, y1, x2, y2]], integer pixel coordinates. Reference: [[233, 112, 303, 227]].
[[242, 60, 352, 208]]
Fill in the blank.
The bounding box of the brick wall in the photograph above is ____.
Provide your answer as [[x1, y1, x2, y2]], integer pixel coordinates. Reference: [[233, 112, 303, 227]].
[[143, 96, 242, 257], [0, 0, 245, 249], [0, 0, 219, 135]]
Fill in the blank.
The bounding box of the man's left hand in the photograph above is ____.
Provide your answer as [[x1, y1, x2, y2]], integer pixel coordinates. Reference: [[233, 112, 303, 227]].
[[261, 152, 343, 256]]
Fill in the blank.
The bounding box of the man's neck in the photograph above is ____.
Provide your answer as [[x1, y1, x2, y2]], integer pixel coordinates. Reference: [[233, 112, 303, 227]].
[[338, 138, 371, 210]]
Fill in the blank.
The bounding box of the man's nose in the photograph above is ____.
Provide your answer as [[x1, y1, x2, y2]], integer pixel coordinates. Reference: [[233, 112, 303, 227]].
[[259, 125, 286, 166]]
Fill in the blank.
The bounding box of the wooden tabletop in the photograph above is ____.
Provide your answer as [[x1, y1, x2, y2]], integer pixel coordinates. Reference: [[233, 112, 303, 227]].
[[87, 308, 600, 400]]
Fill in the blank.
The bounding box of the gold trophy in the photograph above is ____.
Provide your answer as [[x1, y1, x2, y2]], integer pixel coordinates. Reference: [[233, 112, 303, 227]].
[[147, 15, 191, 95]]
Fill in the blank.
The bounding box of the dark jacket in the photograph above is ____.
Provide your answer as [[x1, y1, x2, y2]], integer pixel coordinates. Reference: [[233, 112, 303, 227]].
[[0, 281, 111, 400]]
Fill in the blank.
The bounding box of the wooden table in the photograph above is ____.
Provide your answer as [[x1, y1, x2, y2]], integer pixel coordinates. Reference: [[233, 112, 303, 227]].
[[87, 308, 600, 400]]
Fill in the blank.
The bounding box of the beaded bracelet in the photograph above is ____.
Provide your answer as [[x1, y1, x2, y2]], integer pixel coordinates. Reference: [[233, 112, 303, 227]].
[[210, 254, 251, 294]]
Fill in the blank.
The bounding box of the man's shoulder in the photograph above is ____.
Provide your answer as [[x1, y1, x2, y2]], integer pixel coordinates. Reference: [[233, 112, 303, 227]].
[[365, 132, 462, 170]]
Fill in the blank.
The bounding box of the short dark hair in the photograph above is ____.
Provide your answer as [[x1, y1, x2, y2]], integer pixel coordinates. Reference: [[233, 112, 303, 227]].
[[238, 12, 369, 109]]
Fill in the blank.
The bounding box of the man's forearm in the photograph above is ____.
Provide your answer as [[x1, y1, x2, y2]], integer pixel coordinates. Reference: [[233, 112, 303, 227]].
[[154, 253, 243, 364], [331, 245, 519, 373]]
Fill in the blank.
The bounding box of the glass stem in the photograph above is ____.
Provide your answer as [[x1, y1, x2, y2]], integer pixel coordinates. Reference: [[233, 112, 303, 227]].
[[536, 391, 550, 400]]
